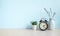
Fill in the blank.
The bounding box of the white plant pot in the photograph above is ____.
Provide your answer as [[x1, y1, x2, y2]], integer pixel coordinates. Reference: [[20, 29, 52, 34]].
[[49, 18, 56, 30], [32, 25, 37, 30]]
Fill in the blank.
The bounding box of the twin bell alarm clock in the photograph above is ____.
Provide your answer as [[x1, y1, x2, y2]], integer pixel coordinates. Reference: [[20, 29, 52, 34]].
[[39, 18, 48, 31]]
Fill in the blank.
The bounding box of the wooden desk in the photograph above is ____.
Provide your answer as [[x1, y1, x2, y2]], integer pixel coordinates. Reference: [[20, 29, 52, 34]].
[[0, 29, 60, 36]]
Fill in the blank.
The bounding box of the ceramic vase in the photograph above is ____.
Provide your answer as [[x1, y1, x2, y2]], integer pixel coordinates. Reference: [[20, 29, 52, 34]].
[[49, 18, 55, 30]]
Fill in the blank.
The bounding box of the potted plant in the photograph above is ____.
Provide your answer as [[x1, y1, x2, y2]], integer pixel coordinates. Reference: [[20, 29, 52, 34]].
[[31, 21, 37, 30]]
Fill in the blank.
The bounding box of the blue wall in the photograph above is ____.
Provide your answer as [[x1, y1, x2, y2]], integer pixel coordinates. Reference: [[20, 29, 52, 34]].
[[0, 0, 60, 29]]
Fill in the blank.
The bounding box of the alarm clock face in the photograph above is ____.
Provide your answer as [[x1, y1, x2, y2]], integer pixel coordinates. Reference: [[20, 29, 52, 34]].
[[39, 22, 48, 31]]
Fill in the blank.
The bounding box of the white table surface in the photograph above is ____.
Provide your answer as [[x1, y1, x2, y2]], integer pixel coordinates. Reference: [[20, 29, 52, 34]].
[[0, 29, 60, 36]]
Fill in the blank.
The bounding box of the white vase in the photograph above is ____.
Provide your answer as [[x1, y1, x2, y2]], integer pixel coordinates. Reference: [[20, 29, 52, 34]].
[[32, 25, 37, 30], [49, 18, 56, 30]]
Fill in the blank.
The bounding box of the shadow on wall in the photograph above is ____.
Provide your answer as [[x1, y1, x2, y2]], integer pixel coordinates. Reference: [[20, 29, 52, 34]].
[[26, 23, 39, 29], [26, 24, 32, 29]]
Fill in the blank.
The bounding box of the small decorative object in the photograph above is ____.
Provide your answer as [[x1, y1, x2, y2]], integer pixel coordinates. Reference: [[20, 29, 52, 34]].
[[31, 21, 37, 30], [39, 18, 48, 31], [44, 8, 56, 30], [49, 18, 56, 30]]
